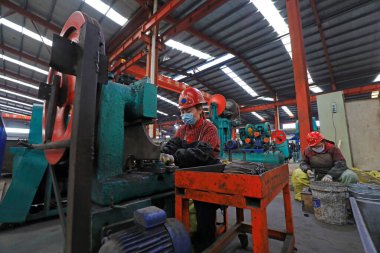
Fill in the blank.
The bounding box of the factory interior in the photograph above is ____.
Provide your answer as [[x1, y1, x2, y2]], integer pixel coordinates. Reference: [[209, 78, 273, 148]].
[[0, 0, 379, 252]]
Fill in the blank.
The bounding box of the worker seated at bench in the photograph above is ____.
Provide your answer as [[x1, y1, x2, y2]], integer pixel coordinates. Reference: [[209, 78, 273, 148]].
[[292, 131, 358, 199], [160, 87, 220, 253]]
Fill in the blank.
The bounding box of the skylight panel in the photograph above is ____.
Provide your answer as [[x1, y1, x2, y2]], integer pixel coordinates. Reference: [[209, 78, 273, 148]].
[[157, 110, 168, 116], [221, 66, 258, 97], [0, 88, 43, 102], [309, 85, 323, 93], [83, 0, 128, 26], [84, 0, 109, 14], [0, 103, 32, 114], [106, 8, 128, 26], [0, 74, 39, 90], [0, 18, 53, 46], [173, 75, 186, 81], [281, 106, 294, 117], [4, 127, 30, 134], [283, 123, 296, 129], [165, 40, 213, 60], [0, 54, 49, 75], [257, 96, 274, 101], [0, 96, 33, 107], [157, 94, 177, 107], [251, 112, 265, 121], [251, 0, 324, 92]]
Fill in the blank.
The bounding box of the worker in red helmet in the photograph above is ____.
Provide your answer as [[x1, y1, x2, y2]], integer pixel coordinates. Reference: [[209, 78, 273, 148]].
[[299, 131, 358, 184], [160, 86, 220, 252]]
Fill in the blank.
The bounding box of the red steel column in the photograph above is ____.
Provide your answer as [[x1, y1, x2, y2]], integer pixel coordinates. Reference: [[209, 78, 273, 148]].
[[286, 0, 312, 152], [274, 106, 279, 131]]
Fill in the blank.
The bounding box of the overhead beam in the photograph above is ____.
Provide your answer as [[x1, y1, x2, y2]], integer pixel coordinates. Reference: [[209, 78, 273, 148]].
[[159, 65, 218, 94], [109, 0, 185, 64], [162, 0, 228, 40], [240, 83, 380, 113], [1, 0, 61, 34], [164, 16, 277, 97], [106, 8, 148, 55], [126, 65, 212, 100], [2, 112, 31, 120], [0, 44, 49, 67], [310, 0, 336, 91]]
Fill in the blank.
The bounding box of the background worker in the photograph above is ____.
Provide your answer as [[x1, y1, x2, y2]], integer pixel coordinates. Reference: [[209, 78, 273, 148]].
[[291, 131, 358, 200], [160, 87, 220, 252]]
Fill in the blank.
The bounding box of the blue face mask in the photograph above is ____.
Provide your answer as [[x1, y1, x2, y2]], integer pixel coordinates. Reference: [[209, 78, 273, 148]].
[[181, 113, 196, 125], [312, 144, 325, 153]]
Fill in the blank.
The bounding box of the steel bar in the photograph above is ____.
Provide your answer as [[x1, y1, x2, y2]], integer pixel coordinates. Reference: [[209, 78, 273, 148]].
[[109, 0, 184, 63], [48, 165, 66, 239], [349, 197, 377, 253], [18, 139, 70, 150]]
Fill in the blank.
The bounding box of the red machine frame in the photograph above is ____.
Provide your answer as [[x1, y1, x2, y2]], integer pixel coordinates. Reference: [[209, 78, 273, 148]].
[[175, 164, 295, 253]]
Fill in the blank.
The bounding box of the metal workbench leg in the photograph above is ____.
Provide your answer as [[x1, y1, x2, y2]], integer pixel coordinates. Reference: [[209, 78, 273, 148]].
[[175, 195, 190, 231], [236, 208, 244, 223], [283, 183, 294, 235], [251, 207, 269, 253]]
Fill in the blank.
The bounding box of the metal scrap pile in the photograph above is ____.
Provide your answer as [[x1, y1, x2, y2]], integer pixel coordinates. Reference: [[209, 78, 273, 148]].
[[224, 161, 267, 175]]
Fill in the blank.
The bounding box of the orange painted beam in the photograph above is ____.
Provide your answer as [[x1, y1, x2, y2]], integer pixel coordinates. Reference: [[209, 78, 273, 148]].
[[240, 83, 380, 113], [126, 65, 212, 100], [2, 113, 31, 120], [109, 0, 184, 64]]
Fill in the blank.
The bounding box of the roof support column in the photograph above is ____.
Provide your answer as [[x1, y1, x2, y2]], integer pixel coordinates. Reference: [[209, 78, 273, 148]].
[[274, 106, 279, 131], [286, 0, 312, 152]]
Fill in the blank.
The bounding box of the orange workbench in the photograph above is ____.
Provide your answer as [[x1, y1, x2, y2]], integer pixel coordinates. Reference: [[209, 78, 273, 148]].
[[175, 164, 295, 253]]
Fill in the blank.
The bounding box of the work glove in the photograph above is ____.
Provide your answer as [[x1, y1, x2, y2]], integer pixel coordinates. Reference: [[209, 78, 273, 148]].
[[321, 174, 333, 182], [300, 162, 310, 172], [306, 170, 314, 178], [160, 153, 174, 165]]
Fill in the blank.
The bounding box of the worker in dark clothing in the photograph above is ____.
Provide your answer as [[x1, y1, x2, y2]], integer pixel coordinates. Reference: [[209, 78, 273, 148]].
[[160, 87, 220, 252], [295, 131, 358, 184]]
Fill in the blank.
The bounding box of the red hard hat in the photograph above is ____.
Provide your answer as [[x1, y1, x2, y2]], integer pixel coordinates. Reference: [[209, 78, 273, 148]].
[[307, 131, 324, 147], [178, 87, 206, 109]]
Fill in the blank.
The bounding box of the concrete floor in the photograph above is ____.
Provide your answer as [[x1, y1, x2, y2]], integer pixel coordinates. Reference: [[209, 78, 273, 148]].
[[0, 191, 364, 253]]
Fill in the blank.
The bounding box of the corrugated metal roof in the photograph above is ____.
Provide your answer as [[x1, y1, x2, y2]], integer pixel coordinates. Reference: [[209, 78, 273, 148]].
[[0, 0, 378, 125]]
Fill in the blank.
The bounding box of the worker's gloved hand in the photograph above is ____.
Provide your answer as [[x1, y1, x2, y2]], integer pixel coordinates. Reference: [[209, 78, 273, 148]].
[[306, 170, 314, 178], [300, 162, 310, 172], [160, 153, 174, 165], [321, 174, 333, 182]]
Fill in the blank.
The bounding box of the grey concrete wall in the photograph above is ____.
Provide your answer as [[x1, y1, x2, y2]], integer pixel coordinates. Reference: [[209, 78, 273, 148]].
[[317, 91, 353, 168], [345, 99, 380, 171]]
